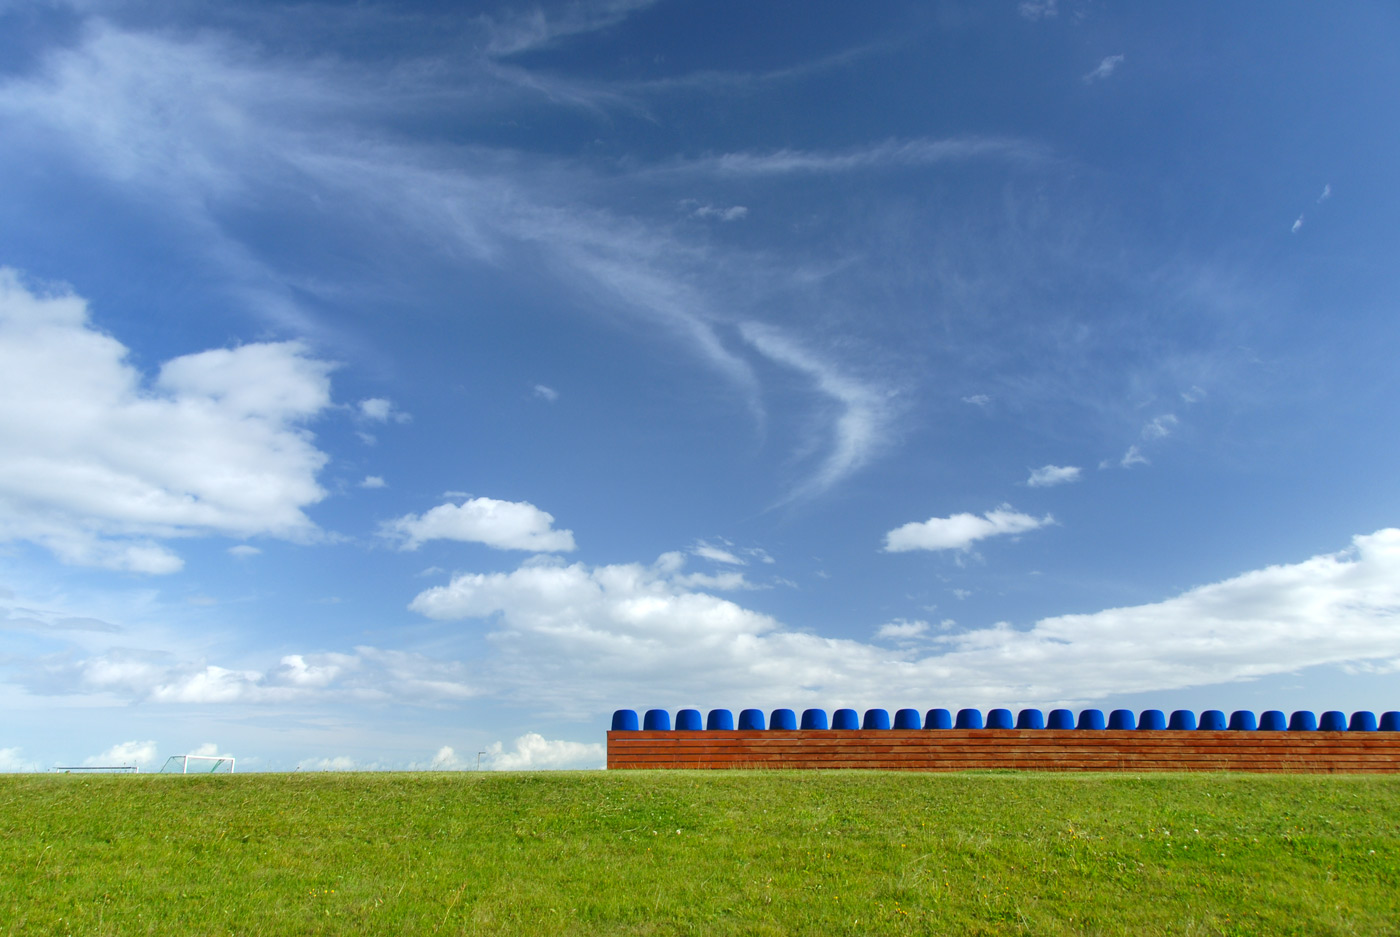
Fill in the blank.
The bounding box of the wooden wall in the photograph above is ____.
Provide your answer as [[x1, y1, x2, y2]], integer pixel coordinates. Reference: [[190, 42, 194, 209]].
[[607, 730, 1400, 773]]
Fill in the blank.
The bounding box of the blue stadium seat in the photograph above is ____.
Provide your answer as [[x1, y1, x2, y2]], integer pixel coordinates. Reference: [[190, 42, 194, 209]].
[[1349, 711, 1377, 732], [1108, 709, 1136, 730], [1198, 710, 1227, 731], [1077, 709, 1105, 730], [1318, 711, 1347, 732], [832, 708, 860, 730], [986, 708, 1015, 729], [643, 709, 672, 731], [1047, 709, 1075, 730], [893, 708, 922, 729], [1016, 709, 1045, 729], [769, 708, 798, 731], [1288, 711, 1317, 732], [1259, 710, 1288, 731], [862, 709, 891, 730], [611, 709, 639, 731], [1380, 712, 1400, 732], [1228, 711, 1257, 731], [738, 708, 766, 731], [800, 709, 829, 730], [1168, 710, 1197, 731], [924, 708, 953, 729], [1137, 710, 1167, 730], [675, 709, 704, 731], [955, 708, 984, 729], [706, 709, 734, 731]]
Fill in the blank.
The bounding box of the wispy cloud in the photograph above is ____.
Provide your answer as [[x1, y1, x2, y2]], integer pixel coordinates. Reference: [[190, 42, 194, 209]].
[[1027, 465, 1081, 488], [883, 506, 1052, 553], [532, 384, 559, 402], [1083, 54, 1125, 84], [739, 322, 893, 501], [1291, 215, 1304, 234], [695, 137, 1050, 177]]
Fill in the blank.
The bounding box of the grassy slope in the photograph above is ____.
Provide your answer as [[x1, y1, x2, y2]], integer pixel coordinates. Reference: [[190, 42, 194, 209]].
[[2, 770, 1398, 935]]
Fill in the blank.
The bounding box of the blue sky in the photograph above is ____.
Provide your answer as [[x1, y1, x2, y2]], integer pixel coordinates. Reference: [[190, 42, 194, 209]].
[[2, 0, 1400, 772]]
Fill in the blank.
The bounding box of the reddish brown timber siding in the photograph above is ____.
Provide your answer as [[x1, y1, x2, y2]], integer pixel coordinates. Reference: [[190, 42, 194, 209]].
[[606, 730, 1400, 773]]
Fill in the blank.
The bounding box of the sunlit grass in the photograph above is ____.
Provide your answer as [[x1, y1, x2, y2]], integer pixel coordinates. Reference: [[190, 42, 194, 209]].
[[2, 770, 1398, 934]]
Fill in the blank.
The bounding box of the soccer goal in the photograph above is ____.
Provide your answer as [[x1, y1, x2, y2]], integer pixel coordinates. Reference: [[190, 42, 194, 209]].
[[160, 754, 235, 774]]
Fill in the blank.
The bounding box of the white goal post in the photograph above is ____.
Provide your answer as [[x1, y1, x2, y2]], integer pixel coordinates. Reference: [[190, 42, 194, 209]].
[[160, 754, 235, 774]]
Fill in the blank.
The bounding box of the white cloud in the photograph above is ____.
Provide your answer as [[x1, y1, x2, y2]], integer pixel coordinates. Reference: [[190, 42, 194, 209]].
[[0, 748, 39, 772], [739, 322, 892, 500], [1083, 54, 1125, 84], [704, 137, 1048, 177], [487, 733, 605, 770], [357, 398, 409, 423], [1292, 215, 1304, 234], [876, 619, 928, 640], [532, 384, 559, 402], [228, 544, 261, 558], [883, 506, 1052, 553], [359, 476, 387, 489], [1119, 445, 1148, 468], [0, 270, 333, 573], [1142, 414, 1178, 439], [692, 204, 748, 221], [1027, 465, 1081, 488], [1018, 0, 1058, 20], [961, 394, 992, 407], [190, 742, 232, 758], [693, 541, 744, 565], [22, 645, 477, 706], [1318, 184, 1331, 203], [1181, 385, 1206, 403], [86, 740, 157, 769], [383, 497, 576, 552], [403, 529, 1400, 713]]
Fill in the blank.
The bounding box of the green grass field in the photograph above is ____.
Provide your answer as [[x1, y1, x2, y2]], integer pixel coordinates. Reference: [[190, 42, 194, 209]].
[[3, 770, 1398, 935]]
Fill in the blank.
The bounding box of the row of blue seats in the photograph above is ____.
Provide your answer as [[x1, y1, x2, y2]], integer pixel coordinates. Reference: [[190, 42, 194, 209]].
[[613, 707, 1400, 732]]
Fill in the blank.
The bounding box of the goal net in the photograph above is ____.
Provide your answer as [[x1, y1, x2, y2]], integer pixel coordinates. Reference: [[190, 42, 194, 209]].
[[160, 754, 235, 774]]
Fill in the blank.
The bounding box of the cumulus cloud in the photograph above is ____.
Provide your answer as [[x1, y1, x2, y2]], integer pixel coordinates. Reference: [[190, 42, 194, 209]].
[[487, 733, 605, 770], [1083, 54, 1125, 84], [383, 497, 576, 552], [0, 270, 333, 573], [0, 748, 39, 772], [1027, 465, 1081, 488], [404, 530, 1400, 713], [86, 740, 157, 769], [359, 475, 387, 489], [883, 507, 1052, 553], [532, 384, 559, 402], [876, 619, 928, 640]]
